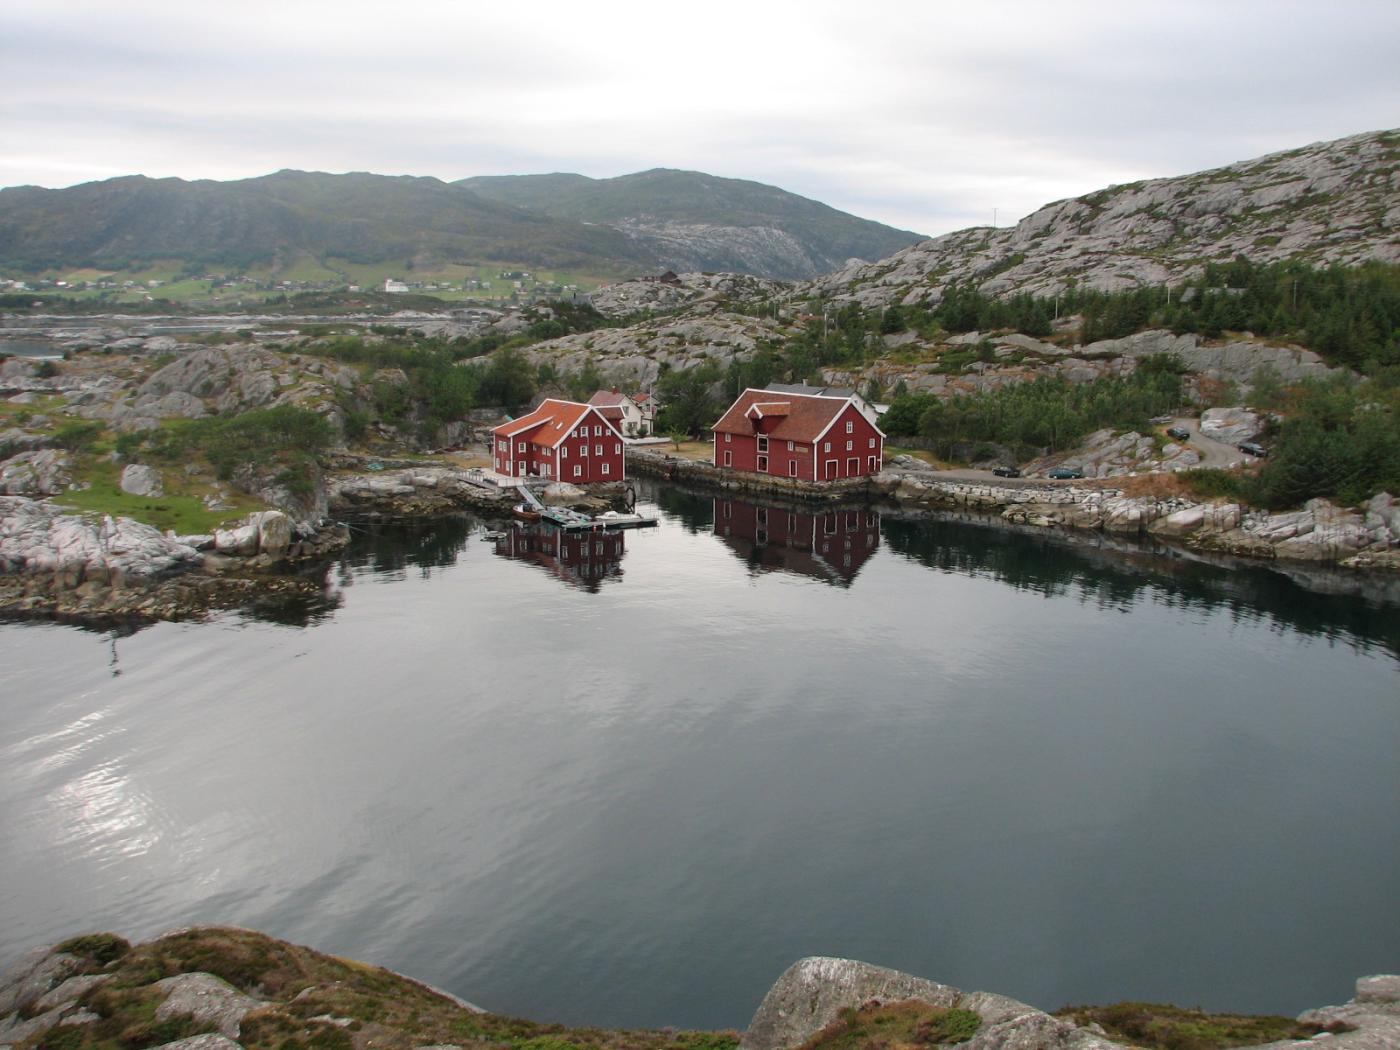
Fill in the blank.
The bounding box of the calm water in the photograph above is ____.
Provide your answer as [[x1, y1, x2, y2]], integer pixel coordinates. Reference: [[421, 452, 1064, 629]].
[[1, 486, 1397, 1029]]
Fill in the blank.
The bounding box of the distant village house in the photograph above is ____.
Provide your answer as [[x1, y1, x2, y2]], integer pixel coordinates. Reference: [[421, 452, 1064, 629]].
[[587, 388, 656, 437]]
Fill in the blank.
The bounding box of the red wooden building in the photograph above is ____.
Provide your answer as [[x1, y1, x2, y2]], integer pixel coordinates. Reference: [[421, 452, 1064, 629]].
[[711, 388, 885, 481], [491, 399, 626, 483]]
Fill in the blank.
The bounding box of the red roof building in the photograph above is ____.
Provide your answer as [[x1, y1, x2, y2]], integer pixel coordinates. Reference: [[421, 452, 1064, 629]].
[[711, 388, 885, 482], [491, 399, 626, 483]]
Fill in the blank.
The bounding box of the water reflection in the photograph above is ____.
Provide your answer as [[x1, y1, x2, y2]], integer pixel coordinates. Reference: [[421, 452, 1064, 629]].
[[341, 515, 476, 578], [881, 511, 1400, 657], [491, 523, 625, 592], [712, 497, 880, 587]]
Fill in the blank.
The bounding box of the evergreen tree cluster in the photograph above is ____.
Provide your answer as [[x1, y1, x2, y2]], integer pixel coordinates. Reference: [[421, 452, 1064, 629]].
[[882, 356, 1186, 455]]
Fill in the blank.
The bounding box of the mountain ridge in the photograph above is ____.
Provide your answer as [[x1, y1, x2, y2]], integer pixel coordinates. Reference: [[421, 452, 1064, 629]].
[[799, 127, 1399, 308], [0, 167, 924, 282]]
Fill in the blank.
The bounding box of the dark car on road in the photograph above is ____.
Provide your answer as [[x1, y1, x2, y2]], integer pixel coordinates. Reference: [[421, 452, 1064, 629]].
[[992, 465, 1021, 478], [1046, 467, 1084, 480], [1166, 426, 1191, 441], [1238, 441, 1268, 457]]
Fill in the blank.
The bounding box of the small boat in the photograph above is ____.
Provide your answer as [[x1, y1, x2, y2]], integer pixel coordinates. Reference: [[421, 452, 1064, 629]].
[[511, 503, 541, 522]]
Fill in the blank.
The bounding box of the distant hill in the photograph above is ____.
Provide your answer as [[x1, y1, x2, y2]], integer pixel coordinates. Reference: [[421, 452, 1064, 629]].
[[0, 168, 924, 282], [457, 168, 925, 277], [801, 128, 1400, 308]]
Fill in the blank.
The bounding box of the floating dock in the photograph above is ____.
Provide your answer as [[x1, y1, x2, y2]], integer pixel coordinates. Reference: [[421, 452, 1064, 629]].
[[519, 487, 658, 531]]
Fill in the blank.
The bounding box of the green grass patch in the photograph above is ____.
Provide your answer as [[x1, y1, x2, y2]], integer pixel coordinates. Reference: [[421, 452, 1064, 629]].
[[1053, 1002, 1353, 1050], [55, 933, 131, 967], [58, 457, 261, 534], [795, 1000, 981, 1050]]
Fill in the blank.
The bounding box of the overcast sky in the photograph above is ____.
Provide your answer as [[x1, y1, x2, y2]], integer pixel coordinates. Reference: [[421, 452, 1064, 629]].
[[3, 0, 1397, 237]]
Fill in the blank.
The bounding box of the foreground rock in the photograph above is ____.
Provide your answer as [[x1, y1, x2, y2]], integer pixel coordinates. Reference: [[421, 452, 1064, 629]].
[[743, 959, 1400, 1050], [739, 958, 1071, 1050], [3, 930, 1393, 1050], [0, 498, 347, 623]]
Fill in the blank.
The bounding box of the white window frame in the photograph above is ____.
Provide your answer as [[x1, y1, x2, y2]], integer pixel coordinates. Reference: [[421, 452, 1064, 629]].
[[595, 443, 602, 455], [602, 462, 610, 476], [580, 443, 588, 456], [725, 433, 731, 443], [869, 437, 876, 448], [788, 460, 797, 477], [846, 420, 854, 433], [823, 441, 831, 452], [573, 465, 582, 478]]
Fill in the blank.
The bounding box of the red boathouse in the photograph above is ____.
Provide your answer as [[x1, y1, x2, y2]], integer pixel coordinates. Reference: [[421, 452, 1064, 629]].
[[491, 399, 626, 483], [711, 388, 885, 481]]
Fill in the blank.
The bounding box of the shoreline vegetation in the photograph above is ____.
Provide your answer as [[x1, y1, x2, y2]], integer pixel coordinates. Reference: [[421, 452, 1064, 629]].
[[0, 927, 1392, 1050]]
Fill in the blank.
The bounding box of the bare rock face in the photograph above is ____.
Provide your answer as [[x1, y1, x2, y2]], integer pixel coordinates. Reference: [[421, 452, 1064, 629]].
[[740, 958, 1041, 1050], [1200, 407, 1262, 444], [800, 129, 1400, 310], [0, 449, 73, 496], [120, 463, 165, 497], [0, 497, 199, 585], [154, 972, 266, 1039]]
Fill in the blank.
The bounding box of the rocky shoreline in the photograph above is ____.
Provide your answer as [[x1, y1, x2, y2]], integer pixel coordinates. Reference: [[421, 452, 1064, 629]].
[[628, 450, 1400, 572], [1, 927, 1396, 1050], [5, 452, 1399, 626]]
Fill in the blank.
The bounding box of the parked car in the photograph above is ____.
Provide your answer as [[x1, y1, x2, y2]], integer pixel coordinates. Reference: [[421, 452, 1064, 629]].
[[1166, 426, 1191, 441], [1047, 466, 1084, 480], [1238, 441, 1268, 457], [992, 465, 1021, 478]]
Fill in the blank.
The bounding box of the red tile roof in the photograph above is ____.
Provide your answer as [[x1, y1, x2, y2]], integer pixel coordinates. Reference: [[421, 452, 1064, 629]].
[[588, 390, 628, 407], [713, 388, 850, 443], [493, 399, 595, 448]]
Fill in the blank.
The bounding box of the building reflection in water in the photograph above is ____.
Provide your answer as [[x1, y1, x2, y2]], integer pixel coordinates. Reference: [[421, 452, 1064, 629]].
[[712, 497, 880, 587], [492, 523, 626, 592]]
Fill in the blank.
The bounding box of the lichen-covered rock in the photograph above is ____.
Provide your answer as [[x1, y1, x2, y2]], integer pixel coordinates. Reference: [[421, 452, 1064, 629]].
[[0, 449, 72, 496], [0, 947, 81, 1016], [740, 958, 1037, 1050], [154, 972, 266, 1039], [120, 463, 165, 497], [0, 498, 199, 584]]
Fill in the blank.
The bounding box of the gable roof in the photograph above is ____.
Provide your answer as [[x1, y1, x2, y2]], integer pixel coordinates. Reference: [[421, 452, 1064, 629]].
[[493, 399, 624, 448], [588, 389, 629, 407], [713, 388, 854, 443]]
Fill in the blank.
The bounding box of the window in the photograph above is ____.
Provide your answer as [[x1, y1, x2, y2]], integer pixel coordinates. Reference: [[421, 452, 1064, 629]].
[[595, 444, 602, 455], [846, 440, 853, 451], [561, 446, 567, 458], [580, 443, 588, 456], [602, 463, 610, 475], [573, 465, 581, 478], [517, 442, 525, 452], [757, 435, 769, 452], [789, 460, 798, 477], [787, 441, 794, 451], [723, 450, 732, 467], [846, 420, 853, 433], [594, 425, 602, 436], [725, 433, 731, 443], [823, 441, 831, 452], [869, 437, 876, 449], [615, 444, 621, 454]]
